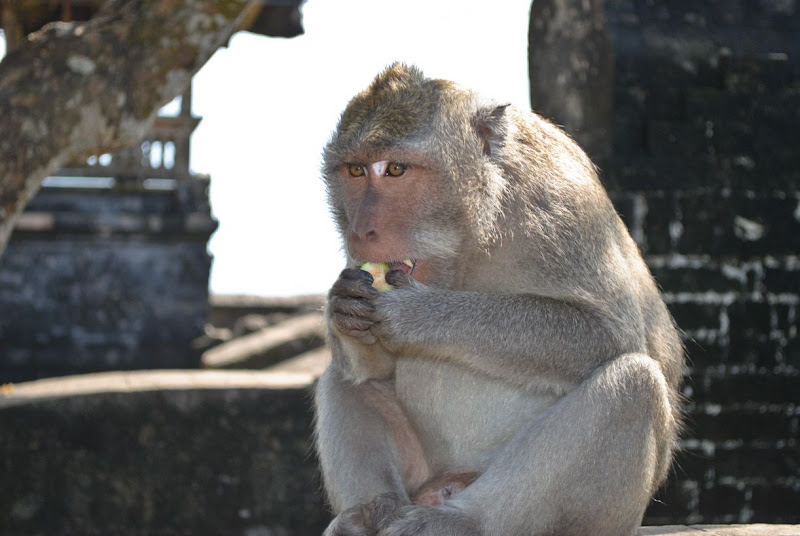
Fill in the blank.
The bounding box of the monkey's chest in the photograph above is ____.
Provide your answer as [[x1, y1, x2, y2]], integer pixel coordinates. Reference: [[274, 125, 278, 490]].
[[394, 359, 559, 472]]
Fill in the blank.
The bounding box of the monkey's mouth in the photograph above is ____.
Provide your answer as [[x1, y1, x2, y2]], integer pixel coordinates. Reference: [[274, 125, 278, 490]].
[[390, 259, 416, 276]]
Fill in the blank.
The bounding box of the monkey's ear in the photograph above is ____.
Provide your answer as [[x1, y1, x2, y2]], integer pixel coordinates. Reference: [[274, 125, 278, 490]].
[[474, 103, 511, 157]]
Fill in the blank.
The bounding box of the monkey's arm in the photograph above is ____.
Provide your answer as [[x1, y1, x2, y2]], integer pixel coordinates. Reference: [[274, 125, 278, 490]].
[[375, 278, 640, 388], [326, 268, 399, 382], [314, 367, 410, 513]]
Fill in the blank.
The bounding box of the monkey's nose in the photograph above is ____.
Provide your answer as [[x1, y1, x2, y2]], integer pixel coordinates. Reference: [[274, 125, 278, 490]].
[[351, 229, 378, 243]]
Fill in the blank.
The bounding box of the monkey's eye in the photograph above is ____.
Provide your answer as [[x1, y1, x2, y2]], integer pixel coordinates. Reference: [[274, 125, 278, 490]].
[[386, 163, 407, 177], [348, 164, 365, 177]]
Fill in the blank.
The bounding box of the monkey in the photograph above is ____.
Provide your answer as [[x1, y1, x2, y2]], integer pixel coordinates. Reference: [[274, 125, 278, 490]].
[[411, 472, 479, 507], [314, 63, 684, 536]]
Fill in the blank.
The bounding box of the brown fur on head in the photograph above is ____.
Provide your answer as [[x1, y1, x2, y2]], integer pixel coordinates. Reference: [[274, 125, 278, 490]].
[[322, 63, 515, 262], [330, 64, 444, 157]]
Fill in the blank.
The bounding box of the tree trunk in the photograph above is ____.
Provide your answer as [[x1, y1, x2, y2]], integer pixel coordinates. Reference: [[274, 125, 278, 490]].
[[0, 0, 257, 256], [528, 0, 613, 161]]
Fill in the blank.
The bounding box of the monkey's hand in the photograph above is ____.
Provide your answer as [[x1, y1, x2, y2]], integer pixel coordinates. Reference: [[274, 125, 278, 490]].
[[327, 268, 397, 382], [323, 493, 407, 536], [329, 268, 381, 344], [370, 270, 427, 355], [377, 504, 481, 536]]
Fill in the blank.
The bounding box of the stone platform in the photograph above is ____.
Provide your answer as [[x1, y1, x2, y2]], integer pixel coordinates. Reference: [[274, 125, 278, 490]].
[[1, 370, 798, 535]]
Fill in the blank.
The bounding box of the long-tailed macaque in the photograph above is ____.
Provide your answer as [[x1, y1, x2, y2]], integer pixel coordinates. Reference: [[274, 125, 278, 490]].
[[314, 63, 684, 536]]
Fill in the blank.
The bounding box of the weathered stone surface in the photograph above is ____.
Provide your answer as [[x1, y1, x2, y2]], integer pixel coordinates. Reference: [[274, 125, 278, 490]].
[[0, 228, 213, 382], [0, 370, 330, 535], [202, 312, 325, 369], [586, 0, 800, 526], [2, 372, 798, 536], [639, 526, 800, 536]]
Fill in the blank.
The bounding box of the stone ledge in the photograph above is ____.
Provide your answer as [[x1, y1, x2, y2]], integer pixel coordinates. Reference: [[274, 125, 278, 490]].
[[0, 370, 328, 535], [0, 369, 316, 408], [1, 371, 798, 535], [639, 525, 800, 535]]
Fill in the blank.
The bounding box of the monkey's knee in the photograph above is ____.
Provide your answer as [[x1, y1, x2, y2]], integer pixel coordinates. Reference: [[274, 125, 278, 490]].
[[595, 354, 670, 408], [593, 353, 678, 483]]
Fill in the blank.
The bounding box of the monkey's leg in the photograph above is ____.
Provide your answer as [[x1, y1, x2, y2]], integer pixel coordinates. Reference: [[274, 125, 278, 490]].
[[315, 366, 432, 535], [384, 354, 676, 536]]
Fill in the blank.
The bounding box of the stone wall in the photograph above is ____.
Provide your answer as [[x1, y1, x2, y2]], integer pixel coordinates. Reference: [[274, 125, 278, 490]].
[[0, 179, 216, 382], [2, 372, 797, 535], [599, 0, 799, 525], [0, 371, 328, 535]]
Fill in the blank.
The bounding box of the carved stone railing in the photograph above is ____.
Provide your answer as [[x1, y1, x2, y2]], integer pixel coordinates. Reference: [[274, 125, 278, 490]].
[[0, 89, 216, 382], [53, 91, 199, 187]]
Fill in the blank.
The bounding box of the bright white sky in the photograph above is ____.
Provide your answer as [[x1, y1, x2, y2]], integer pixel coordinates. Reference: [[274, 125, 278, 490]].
[[2, 1, 532, 297]]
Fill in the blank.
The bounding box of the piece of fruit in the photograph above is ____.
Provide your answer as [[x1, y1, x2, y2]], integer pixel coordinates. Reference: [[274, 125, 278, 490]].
[[360, 262, 393, 292]]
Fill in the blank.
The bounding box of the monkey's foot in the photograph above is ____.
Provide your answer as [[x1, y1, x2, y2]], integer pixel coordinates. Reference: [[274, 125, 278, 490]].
[[324, 493, 407, 536], [378, 505, 481, 536]]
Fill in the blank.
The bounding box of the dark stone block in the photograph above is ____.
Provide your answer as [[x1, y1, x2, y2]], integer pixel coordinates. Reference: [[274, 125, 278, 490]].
[[715, 444, 800, 480], [642, 194, 675, 254], [741, 0, 800, 31], [651, 264, 749, 294], [785, 336, 800, 367], [704, 372, 800, 404], [728, 331, 780, 367], [721, 54, 796, 94], [647, 120, 712, 159], [711, 120, 756, 155], [615, 53, 718, 89], [745, 198, 800, 254], [755, 89, 800, 125], [699, 483, 746, 519], [750, 483, 800, 523], [630, 0, 746, 27], [685, 339, 727, 369], [688, 408, 793, 442], [687, 89, 755, 122], [765, 268, 800, 294], [672, 196, 736, 255], [673, 446, 714, 483], [611, 97, 645, 159], [672, 194, 800, 257], [727, 301, 772, 335], [26, 188, 177, 216], [604, 159, 664, 191], [668, 302, 722, 331], [612, 114, 647, 156], [604, 156, 718, 193], [610, 195, 639, 235], [0, 237, 211, 381], [774, 304, 798, 335], [718, 154, 800, 191], [0, 383, 330, 535], [647, 87, 688, 120], [643, 477, 697, 525]]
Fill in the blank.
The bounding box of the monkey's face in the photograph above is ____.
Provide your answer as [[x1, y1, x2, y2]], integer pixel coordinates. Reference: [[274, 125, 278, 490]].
[[332, 155, 462, 286], [322, 64, 498, 287]]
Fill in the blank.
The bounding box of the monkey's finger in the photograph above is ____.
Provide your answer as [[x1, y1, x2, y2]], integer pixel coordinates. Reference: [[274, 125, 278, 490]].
[[385, 269, 412, 288], [333, 313, 375, 333], [330, 296, 376, 318], [331, 275, 378, 300], [337, 325, 377, 345], [339, 267, 375, 284]]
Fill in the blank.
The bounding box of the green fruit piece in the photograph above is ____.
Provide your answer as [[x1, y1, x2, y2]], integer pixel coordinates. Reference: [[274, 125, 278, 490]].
[[360, 262, 393, 292]]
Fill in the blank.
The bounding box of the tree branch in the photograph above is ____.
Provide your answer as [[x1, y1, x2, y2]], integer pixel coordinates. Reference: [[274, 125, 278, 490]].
[[0, 0, 258, 255]]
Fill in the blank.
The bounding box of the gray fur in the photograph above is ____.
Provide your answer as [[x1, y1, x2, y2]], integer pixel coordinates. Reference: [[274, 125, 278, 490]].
[[315, 63, 683, 536]]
